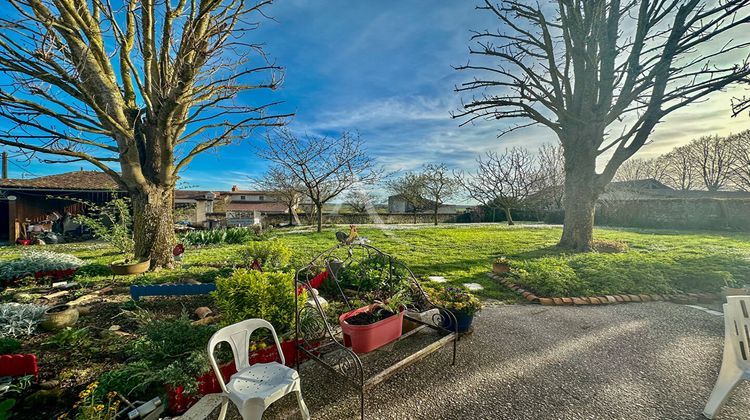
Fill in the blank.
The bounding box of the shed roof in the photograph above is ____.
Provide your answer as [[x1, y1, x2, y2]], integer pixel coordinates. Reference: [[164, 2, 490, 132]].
[[0, 171, 121, 191]]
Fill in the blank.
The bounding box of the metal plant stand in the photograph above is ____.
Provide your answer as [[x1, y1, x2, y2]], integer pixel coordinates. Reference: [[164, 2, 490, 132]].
[[293, 242, 459, 419]]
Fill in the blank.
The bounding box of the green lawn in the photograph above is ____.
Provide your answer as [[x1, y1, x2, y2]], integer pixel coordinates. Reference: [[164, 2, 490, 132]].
[[3, 223, 750, 300]]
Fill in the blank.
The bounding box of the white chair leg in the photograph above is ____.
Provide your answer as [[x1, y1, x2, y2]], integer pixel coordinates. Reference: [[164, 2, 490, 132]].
[[296, 390, 311, 420], [218, 397, 230, 420], [239, 402, 265, 420], [703, 368, 743, 419]]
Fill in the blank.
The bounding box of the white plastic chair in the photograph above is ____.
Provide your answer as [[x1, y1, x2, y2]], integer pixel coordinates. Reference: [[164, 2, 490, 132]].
[[703, 296, 750, 419], [207, 319, 311, 420]]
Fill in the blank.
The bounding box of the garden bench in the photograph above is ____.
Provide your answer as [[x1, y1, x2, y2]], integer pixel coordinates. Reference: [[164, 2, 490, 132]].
[[293, 243, 460, 419]]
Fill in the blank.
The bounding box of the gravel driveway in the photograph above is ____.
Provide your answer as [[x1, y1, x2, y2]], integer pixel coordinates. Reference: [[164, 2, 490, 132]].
[[210, 303, 750, 420]]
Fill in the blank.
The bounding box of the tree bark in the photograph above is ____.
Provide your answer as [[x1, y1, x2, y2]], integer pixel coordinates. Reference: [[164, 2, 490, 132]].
[[288, 205, 294, 226], [433, 205, 439, 226], [558, 145, 601, 251], [131, 185, 175, 268], [316, 203, 323, 233], [504, 207, 514, 226]]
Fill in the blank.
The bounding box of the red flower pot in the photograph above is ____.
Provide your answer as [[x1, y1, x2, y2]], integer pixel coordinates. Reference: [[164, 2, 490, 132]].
[[0, 354, 38, 377], [339, 304, 404, 354]]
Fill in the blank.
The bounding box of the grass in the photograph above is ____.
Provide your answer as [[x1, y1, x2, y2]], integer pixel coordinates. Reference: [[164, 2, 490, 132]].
[[3, 223, 750, 301]]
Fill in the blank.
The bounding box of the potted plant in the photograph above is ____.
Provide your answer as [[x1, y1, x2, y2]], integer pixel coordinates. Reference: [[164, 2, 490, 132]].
[[73, 195, 149, 274], [493, 257, 511, 274], [339, 291, 411, 353], [40, 304, 79, 331], [430, 286, 482, 333]]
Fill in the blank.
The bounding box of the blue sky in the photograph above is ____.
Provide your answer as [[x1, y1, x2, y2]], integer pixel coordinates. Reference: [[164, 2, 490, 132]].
[[3, 0, 748, 193]]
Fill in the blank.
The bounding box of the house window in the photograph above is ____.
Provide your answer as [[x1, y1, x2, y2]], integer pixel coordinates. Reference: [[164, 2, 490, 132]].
[[258, 195, 264, 201], [240, 195, 246, 200]]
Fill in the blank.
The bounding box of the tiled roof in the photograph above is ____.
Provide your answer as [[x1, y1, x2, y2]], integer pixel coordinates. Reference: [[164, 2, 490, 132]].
[[0, 171, 121, 191], [226, 202, 289, 213], [175, 190, 221, 200]]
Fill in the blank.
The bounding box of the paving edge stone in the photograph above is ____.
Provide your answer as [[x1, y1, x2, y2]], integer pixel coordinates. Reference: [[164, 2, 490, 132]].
[[486, 272, 721, 306]]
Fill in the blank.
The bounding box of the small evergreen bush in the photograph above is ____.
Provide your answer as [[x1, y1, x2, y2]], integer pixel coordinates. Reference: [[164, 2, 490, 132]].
[[237, 240, 291, 270], [214, 269, 304, 336]]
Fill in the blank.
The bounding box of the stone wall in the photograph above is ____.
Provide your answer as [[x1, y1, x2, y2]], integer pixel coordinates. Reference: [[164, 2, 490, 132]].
[[596, 198, 750, 231], [262, 212, 460, 226]]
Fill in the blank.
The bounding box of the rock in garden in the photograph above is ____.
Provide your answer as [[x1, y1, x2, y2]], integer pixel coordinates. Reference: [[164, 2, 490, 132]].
[[13, 293, 38, 303], [195, 307, 213, 319], [39, 380, 60, 390], [23, 389, 62, 407], [192, 315, 219, 326]]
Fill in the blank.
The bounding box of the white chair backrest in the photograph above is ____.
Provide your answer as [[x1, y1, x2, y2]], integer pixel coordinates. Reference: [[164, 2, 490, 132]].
[[207, 319, 285, 393], [724, 296, 750, 369]]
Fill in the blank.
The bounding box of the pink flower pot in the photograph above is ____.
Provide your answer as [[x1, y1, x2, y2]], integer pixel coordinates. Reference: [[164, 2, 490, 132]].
[[339, 304, 404, 354]]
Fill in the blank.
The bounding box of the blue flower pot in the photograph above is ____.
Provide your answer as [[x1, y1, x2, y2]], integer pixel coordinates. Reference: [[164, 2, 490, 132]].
[[440, 310, 474, 333]]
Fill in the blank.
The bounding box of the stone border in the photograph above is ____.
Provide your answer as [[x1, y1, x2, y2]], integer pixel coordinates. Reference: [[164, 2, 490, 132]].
[[487, 273, 720, 306]]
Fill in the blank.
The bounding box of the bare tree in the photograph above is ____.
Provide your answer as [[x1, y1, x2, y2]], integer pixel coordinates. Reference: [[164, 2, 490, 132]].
[[614, 157, 667, 183], [458, 148, 542, 225], [536, 143, 565, 210], [421, 163, 461, 225], [455, 0, 750, 250], [344, 190, 376, 214], [689, 135, 738, 191], [0, 0, 287, 266], [661, 145, 698, 191], [259, 129, 380, 232], [387, 172, 428, 224], [256, 166, 303, 226], [728, 130, 750, 191]]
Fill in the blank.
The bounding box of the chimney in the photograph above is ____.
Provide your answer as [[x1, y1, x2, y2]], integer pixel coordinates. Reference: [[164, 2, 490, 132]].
[[231, 185, 238, 192], [2, 151, 7, 179]]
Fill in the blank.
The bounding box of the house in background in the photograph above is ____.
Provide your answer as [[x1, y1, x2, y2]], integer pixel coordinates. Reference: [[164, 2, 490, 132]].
[[0, 170, 295, 243], [387, 194, 469, 215], [175, 185, 292, 228], [0, 171, 124, 243], [223, 185, 290, 227]]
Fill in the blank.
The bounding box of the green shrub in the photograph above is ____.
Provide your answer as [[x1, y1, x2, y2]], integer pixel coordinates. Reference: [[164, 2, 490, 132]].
[[96, 361, 159, 399], [214, 269, 304, 336], [512, 258, 586, 296], [181, 227, 258, 246], [73, 195, 134, 257], [43, 327, 91, 350], [237, 241, 291, 270], [96, 315, 220, 397], [0, 337, 21, 354], [333, 255, 410, 297]]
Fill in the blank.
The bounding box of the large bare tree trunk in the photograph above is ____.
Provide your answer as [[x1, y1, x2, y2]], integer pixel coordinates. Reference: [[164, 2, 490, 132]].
[[433, 205, 439, 226], [132, 186, 175, 267], [504, 207, 514, 226], [316, 203, 323, 233], [559, 145, 601, 251]]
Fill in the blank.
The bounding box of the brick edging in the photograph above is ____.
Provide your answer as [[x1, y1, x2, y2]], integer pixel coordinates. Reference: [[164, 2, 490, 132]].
[[487, 273, 721, 306]]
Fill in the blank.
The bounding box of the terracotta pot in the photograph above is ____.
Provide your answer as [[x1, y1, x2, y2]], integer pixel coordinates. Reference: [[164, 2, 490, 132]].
[[110, 259, 151, 275], [340, 304, 404, 353], [493, 262, 510, 274], [41, 304, 79, 331]]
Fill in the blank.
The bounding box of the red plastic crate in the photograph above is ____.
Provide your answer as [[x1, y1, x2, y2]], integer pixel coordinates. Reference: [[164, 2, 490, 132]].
[[0, 354, 39, 377]]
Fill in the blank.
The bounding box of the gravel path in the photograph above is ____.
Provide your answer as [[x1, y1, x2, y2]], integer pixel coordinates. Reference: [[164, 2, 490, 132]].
[[213, 303, 750, 420]]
